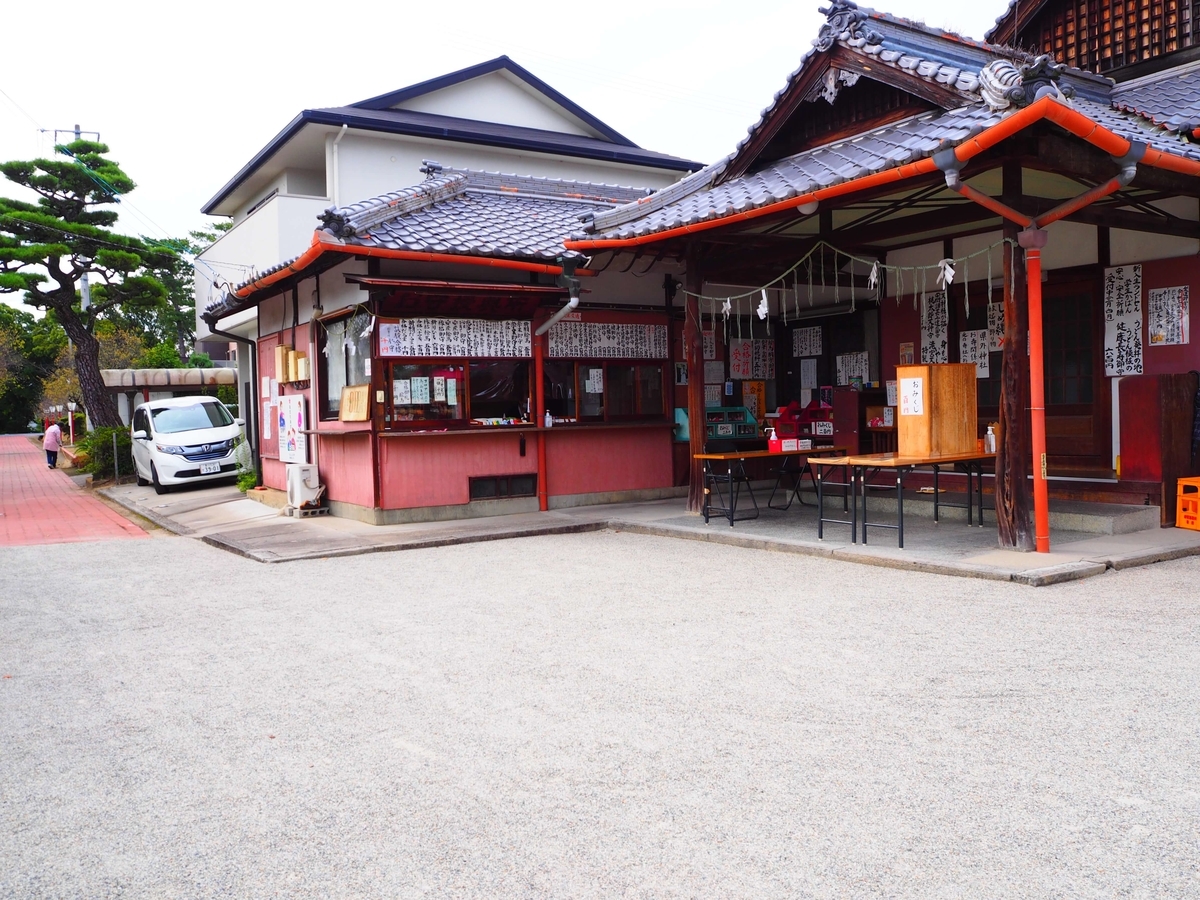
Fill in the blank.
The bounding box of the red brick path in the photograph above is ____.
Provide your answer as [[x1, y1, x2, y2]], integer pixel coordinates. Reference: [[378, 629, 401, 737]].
[[0, 435, 145, 546]]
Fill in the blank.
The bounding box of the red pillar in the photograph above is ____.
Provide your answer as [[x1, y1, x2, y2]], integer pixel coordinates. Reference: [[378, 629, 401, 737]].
[[533, 324, 548, 512], [1019, 228, 1051, 553]]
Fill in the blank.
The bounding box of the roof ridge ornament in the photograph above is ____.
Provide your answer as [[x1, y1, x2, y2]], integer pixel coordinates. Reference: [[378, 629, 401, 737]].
[[979, 55, 1075, 111], [816, 0, 884, 52]]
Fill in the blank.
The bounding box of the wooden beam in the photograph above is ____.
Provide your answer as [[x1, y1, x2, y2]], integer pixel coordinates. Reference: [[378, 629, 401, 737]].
[[1032, 133, 1200, 196], [831, 46, 969, 109], [1062, 204, 1200, 239]]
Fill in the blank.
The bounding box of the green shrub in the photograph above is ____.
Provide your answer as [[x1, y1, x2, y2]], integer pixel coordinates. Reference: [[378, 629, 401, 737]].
[[188, 351, 213, 368], [233, 435, 258, 492], [80, 426, 134, 480], [134, 341, 185, 369]]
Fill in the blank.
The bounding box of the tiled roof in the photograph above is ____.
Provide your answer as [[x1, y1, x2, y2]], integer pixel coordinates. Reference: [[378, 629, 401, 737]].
[[325, 167, 649, 260], [576, 2, 1200, 244], [1111, 61, 1200, 133], [203, 168, 650, 318]]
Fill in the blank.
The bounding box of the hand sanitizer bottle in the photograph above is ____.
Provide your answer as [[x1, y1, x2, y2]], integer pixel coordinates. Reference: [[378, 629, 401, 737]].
[[544, 410, 553, 428], [984, 425, 996, 453]]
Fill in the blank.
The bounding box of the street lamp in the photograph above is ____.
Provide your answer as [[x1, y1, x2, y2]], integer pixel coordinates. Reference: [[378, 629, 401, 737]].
[[66, 401, 77, 445]]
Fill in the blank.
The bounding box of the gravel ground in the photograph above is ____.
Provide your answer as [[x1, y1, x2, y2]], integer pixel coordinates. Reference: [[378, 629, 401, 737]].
[[2, 531, 1198, 898]]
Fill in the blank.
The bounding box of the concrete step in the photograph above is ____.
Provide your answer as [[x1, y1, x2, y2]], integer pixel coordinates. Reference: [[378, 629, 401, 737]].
[[787, 488, 1160, 534]]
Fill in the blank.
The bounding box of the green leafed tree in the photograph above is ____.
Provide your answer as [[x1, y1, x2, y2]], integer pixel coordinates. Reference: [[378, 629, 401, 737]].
[[0, 304, 66, 431], [0, 140, 171, 427]]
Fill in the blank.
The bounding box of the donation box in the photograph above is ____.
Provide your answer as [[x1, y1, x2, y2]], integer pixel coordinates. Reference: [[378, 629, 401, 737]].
[[895, 363, 977, 457]]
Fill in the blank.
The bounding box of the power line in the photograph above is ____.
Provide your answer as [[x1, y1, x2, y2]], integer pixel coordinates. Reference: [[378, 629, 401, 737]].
[[0, 85, 42, 130]]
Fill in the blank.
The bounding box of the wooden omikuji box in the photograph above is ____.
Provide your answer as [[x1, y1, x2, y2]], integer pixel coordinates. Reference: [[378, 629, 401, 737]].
[[895, 363, 977, 457]]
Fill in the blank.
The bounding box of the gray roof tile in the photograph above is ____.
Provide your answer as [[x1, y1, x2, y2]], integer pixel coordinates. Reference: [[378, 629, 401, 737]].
[[574, 6, 1200, 246]]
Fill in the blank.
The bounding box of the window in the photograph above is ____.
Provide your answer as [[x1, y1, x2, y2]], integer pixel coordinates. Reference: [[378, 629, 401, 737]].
[[388, 363, 465, 424], [578, 364, 604, 420], [544, 360, 577, 420], [150, 401, 234, 434], [1044, 291, 1094, 406], [554, 361, 665, 422], [468, 360, 530, 422], [319, 312, 372, 419]]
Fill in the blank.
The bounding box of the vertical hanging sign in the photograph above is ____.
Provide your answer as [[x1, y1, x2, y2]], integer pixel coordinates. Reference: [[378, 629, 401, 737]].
[[728, 338, 754, 379], [792, 326, 822, 357], [987, 302, 1005, 351], [959, 329, 990, 378], [920, 292, 949, 364], [1103, 265, 1143, 375]]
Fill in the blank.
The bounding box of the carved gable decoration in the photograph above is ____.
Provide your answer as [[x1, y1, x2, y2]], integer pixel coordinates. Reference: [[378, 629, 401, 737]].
[[816, 0, 884, 51]]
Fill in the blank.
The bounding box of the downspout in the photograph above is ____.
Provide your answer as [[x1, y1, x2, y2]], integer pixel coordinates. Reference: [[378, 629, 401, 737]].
[[534, 257, 582, 337], [933, 141, 1145, 553], [332, 124, 348, 207], [202, 311, 261, 487]]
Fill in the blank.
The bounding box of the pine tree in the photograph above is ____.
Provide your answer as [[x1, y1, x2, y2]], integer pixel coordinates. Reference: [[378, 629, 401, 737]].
[[0, 140, 169, 427]]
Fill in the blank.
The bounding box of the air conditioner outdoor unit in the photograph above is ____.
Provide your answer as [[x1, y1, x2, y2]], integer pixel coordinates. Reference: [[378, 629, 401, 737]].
[[286, 463, 321, 508]]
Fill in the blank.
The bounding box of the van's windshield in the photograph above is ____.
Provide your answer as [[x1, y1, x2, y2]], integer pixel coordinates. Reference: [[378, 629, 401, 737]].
[[150, 402, 234, 434]]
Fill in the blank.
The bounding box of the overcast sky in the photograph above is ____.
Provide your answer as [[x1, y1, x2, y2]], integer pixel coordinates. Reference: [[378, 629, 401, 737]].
[[1, 0, 1006, 249]]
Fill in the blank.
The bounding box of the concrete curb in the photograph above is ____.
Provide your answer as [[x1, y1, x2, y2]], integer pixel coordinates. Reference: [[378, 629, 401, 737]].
[[97, 487, 195, 536], [203, 519, 612, 563], [100, 481, 1200, 585]]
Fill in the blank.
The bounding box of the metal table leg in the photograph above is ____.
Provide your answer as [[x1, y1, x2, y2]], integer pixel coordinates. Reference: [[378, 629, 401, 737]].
[[727, 460, 736, 527], [898, 467, 906, 548], [817, 464, 825, 539], [933, 464, 940, 523], [702, 461, 712, 525]]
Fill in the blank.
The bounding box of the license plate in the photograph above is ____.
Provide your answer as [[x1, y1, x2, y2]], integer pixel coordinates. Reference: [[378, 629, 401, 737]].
[[200, 462, 221, 475]]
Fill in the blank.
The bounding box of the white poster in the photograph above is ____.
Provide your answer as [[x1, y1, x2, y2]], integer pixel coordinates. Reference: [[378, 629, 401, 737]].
[[704, 384, 722, 407], [261, 375, 270, 399], [920, 292, 949, 364], [704, 361, 725, 384], [752, 339, 776, 379], [411, 376, 430, 404], [548, 321, 667, 359], [800, 358, 818, 390], [728, 338, 774, 380], [262, 402, 271, 440], [269, 378, 279, 407], [393, 379, 411, 405], [378, 318, 531, 358], [1148, 285, 1190, 345], [792, 326, 822, 357], [433, 376, 446, 402], [446, 378, 457, 407], [886, 380, 897, 407], [959, 329, 990, 378], [835, 351, 869, 386], [584, 369, 604, 394], [899, 377, 924, 416], [1103, 265, 1143, 375], [277, 395, 307, 464], [703, 331, 716, 360], [799, 388, 812, 408], [987, 302, 1005, 351]]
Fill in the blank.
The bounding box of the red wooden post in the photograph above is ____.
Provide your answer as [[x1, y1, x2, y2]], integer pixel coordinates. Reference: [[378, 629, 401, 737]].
[[533, 323, 548, 512], [684, 249, 706, 512], [1019, 228, 1051, 552]]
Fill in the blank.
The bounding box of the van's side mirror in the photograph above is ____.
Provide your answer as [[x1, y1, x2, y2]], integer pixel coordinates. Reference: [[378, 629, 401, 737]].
[[132, 429, 148, 441], [234, 418, 245, 427]]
